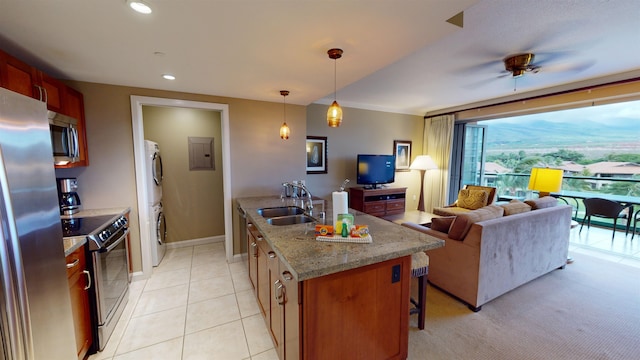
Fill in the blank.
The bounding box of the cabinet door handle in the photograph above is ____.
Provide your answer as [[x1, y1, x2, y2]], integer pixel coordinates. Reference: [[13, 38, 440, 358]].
[[66, 259, 79, 269], [282, 271, 293, 282], [82, 270, 91, 290], [274, 279, 286, 305], [268, 251, 276, 259], [33, 85, 43, 101], [251, 242, 258, 257], [257, 235, 263, 242]]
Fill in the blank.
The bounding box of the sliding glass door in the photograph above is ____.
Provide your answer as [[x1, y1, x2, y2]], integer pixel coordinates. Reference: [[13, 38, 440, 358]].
[[448, 123, 487, 202]]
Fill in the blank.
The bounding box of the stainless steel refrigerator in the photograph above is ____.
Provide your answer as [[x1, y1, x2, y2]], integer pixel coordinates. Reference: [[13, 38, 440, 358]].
[[0, 87, 77, 359]]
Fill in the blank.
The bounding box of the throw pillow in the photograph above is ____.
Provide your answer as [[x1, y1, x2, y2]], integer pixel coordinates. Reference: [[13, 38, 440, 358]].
[[430, 216, 455, 233], [457, 189, 489, 210], [448, 204, 504, 240], [500, 199, 532, 216], [524, 196, 558, 210]]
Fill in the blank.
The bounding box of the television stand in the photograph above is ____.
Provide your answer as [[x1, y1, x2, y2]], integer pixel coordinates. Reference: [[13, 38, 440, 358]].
[[363, 184, 384, 190], [349, 187, 407, 217]]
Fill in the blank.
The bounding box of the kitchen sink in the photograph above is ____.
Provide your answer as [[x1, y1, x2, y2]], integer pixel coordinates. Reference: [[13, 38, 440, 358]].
[[267, 214, 315, 226], [257, 206, 305, 218]]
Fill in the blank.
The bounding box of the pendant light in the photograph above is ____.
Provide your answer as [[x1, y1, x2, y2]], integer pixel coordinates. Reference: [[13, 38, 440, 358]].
[[279, 90, 291, 140], [327, 48, 343, 127]]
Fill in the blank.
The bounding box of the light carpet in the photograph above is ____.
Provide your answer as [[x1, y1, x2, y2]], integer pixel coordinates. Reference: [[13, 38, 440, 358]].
[[408, 253, 640, 360]]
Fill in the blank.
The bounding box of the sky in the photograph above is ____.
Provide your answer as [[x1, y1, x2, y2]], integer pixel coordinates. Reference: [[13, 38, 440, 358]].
[[483, 99, 640, 125]]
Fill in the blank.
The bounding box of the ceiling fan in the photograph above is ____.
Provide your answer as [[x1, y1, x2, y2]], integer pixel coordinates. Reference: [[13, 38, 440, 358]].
[[503, 53, 540, 77]]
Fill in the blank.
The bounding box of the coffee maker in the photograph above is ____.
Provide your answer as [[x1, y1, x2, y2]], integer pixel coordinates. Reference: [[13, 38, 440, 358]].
[[57, 178, 81, 215]]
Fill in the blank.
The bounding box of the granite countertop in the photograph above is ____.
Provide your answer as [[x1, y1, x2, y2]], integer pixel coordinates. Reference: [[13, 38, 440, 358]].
[[62, 207, 131, 256], [237, 196, 444, 281]]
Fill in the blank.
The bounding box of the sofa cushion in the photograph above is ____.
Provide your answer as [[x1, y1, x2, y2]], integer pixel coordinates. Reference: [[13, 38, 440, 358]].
[[432, 206, 472, 216], [430, 216, 455, 233], [525, 196, 558, 210], [448, 205, 504, 240], [457, 189, 489, 210], [500, 199, 532, 216]]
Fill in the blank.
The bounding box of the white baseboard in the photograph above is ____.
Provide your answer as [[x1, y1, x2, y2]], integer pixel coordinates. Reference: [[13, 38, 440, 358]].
[[166, 235, 224, 249], [230, 253, 244, 264], [130, 271, 146, 282]]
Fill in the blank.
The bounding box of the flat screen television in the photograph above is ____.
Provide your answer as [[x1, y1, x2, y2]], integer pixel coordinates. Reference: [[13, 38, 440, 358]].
[[356, 154, 396, 189]]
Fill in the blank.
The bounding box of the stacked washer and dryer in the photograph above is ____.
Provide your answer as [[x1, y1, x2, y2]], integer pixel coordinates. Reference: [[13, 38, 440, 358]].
[[145, 140, 167, 266]]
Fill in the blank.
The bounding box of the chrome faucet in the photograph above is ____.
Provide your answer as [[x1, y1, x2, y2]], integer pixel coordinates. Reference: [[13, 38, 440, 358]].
[[281, 182, 314, 215]]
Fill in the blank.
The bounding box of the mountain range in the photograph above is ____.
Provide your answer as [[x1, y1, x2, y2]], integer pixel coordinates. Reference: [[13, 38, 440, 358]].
[[483, 119, 640, 158]]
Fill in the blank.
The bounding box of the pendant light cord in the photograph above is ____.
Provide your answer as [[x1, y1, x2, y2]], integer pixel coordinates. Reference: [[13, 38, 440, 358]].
[[334, 59, 337, 101]]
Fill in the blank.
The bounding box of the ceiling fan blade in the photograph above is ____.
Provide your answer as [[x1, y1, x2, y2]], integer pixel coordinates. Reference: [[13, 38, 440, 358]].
[[540, 59, 596, 74], [457, 58, 503, 74]]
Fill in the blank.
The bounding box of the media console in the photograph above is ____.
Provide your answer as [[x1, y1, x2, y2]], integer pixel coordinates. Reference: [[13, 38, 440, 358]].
[[349, 187, 407, 217]]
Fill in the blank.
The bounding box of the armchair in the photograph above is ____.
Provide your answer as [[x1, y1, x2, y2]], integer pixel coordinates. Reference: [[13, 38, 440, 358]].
[[433, 185, 497, 217]]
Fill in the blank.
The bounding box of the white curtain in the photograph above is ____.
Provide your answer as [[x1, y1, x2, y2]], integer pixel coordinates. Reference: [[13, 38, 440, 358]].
[[422, 114, 454, 212]]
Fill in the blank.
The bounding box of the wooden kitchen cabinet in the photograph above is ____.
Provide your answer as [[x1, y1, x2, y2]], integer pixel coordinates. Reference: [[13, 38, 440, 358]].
[[38, 71, 65, 113], [0, 50, 39, 98], [247, 222, 260, 290], [249, 224, 300, 360], [66, 245, 93, 360], [243, 209, 409, 359], [303, 256, 410, 360], [0, 48, 89, 168], [281, 265, 300, 360], [256, 232, 270, 317]]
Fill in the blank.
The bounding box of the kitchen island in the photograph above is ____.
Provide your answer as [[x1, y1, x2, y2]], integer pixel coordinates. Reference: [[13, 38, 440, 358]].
[[237, 196, 444, 360]]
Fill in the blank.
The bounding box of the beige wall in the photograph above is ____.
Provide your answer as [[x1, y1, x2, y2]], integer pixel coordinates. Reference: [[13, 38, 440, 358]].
[[143, 106, 224, 243], [54, 80, 425, 273], [56, 81, 306, 273], [305, 104, 425, 211]]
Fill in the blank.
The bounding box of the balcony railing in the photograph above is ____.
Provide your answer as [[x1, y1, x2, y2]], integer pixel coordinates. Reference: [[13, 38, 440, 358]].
[[485, 173, 640, 232]]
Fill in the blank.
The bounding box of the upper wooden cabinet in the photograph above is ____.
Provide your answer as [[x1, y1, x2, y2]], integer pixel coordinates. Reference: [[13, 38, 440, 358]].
[[0, 50, 39, 98], [0, 48, 89, 167]]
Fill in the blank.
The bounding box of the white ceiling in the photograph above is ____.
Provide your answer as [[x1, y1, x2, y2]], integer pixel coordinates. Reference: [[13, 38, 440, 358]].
[[1, 0, 639, 115]]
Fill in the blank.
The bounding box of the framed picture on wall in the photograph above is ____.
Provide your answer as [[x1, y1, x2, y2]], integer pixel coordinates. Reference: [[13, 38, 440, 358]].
[[393, 140, 411, 171], [306, 136, 327, 174]]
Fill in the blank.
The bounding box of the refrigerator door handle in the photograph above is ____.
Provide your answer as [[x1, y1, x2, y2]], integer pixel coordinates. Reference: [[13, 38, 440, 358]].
[[0, 146, 35, 359]]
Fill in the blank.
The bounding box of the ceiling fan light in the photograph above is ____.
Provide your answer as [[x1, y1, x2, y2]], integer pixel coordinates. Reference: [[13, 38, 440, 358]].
[[327, 100, 342, 127], [128, 0, 152, 14]]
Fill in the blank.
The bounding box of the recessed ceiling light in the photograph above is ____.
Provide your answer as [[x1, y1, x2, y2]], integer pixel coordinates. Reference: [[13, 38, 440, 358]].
[[162, 74, 175, 80], [127, 0, 152, 14]]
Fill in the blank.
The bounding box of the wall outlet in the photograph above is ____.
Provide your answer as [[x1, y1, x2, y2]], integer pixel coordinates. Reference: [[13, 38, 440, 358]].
[[412, 194, 417, 201], [391, 265, 401, 283]]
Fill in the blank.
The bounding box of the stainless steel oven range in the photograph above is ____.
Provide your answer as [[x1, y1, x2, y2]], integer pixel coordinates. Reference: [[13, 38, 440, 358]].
[[62, 214, 129, 351]]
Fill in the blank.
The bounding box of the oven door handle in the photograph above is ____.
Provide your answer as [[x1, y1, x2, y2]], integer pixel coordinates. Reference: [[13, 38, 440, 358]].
[[99, 228, 129, 253]]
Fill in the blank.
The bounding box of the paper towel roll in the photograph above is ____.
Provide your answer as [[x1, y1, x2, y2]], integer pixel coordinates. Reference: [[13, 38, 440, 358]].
[[332, 191, 349, 226]]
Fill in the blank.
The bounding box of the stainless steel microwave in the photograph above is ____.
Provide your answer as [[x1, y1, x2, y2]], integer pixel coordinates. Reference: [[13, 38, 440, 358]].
[[48, 110, 79, 165]]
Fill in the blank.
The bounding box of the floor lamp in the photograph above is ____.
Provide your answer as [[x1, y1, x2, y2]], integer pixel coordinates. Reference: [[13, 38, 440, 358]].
[[410, 155, 438, 212]]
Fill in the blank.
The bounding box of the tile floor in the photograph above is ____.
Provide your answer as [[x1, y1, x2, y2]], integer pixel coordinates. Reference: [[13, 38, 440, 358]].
[[88, 242, 277, 360], [88, 225, 640, 360]]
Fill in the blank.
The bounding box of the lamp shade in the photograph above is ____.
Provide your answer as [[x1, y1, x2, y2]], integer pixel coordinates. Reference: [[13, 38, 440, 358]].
[[527, 168, 563, 195], [409, 155, 438, 171]]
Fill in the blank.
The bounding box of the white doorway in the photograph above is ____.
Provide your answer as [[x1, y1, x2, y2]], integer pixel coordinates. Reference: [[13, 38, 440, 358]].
[[130, 96, 232, 279]]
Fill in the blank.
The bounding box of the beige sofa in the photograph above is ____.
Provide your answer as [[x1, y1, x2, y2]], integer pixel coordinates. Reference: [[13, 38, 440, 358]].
[[403, 199, 572, 311]]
